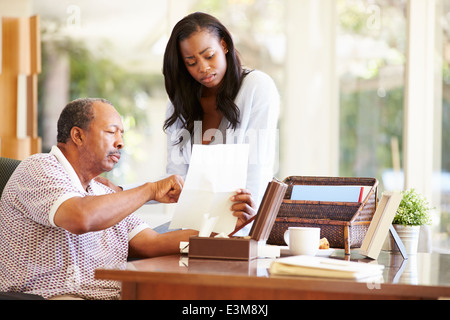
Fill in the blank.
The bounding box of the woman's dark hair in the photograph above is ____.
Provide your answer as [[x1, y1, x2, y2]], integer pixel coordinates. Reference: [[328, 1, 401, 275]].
[[57, 98, 112, 143], [162, 12, 249, 142]]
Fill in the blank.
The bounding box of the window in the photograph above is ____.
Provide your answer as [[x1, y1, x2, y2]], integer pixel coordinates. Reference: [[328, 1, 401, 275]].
[[337, 0, 406, 190], [32, 0, 450, 248], [436, 0, 450, 251]]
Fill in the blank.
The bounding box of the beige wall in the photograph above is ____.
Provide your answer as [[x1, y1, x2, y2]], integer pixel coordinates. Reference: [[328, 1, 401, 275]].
[[0, 0, 32, 17], [280, 0, 339, 179]]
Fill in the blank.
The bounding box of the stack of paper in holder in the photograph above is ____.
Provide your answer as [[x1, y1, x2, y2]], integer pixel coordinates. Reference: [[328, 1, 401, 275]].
[[269, 255, 384, 280]]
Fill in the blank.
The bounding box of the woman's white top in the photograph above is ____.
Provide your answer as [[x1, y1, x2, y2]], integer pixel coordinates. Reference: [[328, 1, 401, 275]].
[[165, 70, 280, 207]]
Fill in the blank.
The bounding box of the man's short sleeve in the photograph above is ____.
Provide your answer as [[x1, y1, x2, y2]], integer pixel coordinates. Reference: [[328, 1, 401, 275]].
[[124, 214, 150, 241], [9, 154, 84, 228]]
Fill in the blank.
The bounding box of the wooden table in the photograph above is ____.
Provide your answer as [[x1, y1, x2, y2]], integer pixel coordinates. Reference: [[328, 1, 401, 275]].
[[95, 250, 450, 300]]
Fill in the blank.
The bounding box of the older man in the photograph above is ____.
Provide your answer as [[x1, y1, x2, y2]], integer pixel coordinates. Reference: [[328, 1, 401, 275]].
[[0, 98, 254, 300]]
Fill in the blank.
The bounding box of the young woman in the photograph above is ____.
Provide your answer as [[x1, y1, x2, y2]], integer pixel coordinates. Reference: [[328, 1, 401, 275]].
[[163, 12, 280, 212]]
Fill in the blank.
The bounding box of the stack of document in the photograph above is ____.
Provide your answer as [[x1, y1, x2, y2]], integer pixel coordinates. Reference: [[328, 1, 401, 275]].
[[269, 255, 384, 280]]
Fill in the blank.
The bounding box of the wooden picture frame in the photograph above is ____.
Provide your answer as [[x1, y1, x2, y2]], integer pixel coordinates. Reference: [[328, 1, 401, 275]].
[[0, 16, 2, 75], [248, 178, 288, 241], [359, 191, 403, 260]]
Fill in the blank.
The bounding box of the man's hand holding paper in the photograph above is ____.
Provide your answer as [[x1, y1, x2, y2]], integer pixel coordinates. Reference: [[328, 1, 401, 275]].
[[169, 144, 252, 235]]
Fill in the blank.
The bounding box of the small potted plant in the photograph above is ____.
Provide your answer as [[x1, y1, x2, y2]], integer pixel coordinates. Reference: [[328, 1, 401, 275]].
[[391, 189, 433, 254]]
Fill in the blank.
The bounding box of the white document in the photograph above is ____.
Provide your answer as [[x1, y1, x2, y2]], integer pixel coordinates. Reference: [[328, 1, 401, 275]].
[[169, 144, 249, 234]]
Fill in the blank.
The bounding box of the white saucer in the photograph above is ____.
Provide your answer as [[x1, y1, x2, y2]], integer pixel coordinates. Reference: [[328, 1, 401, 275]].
[[315, 248, 335, 257]]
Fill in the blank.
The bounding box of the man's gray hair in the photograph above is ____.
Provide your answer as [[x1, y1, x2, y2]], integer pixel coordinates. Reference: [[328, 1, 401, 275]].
[[57, 98, 112, 143]]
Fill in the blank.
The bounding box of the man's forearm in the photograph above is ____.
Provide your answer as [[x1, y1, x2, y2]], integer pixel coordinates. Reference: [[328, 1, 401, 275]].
[[54, 182, 155, 234], [128, 228, 199, 258]]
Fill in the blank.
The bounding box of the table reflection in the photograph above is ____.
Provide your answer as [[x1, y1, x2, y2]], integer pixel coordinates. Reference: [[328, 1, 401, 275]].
[[124, 249, 449, 288], [329, 249, 450, 286]]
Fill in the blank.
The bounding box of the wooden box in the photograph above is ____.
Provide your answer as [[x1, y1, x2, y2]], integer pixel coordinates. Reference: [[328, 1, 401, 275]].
[[267, 176, 378, 254], [188, 178, 287, 260], [188, 236, 258, 260]]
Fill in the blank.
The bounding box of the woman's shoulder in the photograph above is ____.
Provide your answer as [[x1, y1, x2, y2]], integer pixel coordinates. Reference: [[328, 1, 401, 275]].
[[241, 69, 277, 90], [243, 69, 273, 82], [238, 70, 278, 99]]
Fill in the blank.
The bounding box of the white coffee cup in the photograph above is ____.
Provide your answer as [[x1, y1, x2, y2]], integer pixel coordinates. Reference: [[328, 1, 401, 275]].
[[284, 227, 320, 256]]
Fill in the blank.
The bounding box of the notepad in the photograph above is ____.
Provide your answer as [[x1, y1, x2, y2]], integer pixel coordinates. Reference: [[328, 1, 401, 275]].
[[290, 185, 364, 202]]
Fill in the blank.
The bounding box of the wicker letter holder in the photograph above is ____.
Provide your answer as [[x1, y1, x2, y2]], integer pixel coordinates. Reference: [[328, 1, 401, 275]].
[[267, 176, 378, 255], [188, 179, 288, 260]]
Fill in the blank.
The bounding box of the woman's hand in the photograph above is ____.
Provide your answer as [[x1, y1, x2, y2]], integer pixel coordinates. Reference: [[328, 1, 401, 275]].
[[94, 176, 123, 192], [230, 188, 256, 230]]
